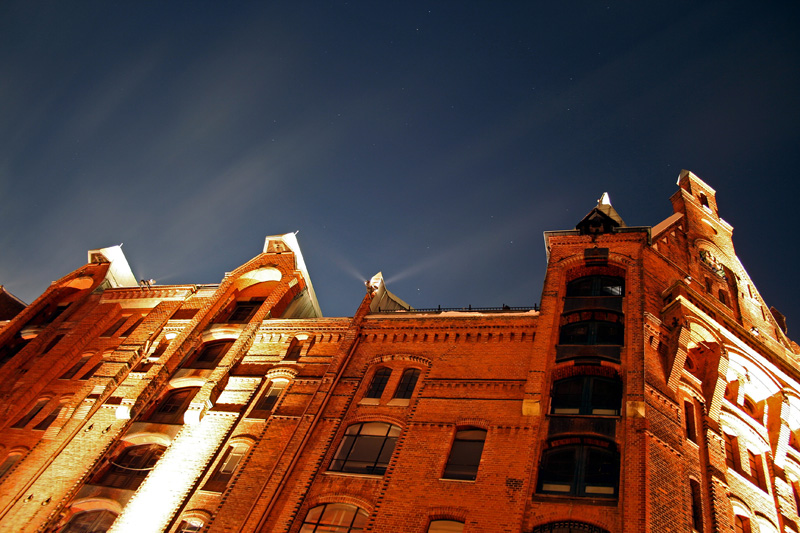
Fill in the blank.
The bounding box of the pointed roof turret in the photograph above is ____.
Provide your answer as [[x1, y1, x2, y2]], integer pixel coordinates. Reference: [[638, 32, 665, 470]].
[[575, 192, 626, 235]]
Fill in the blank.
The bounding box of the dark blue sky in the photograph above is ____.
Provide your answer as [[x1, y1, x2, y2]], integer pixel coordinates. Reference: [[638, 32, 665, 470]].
[[1, 2, 799, 328]]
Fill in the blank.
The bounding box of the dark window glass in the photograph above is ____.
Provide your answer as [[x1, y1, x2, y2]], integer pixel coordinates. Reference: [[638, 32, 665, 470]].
[[100, 317, 129, 337], [97, 443, 165, 490], [393, 369, 421, 399], [734, 516, 751, 533], [227, 300, 263, 323], [531, 522, 611, 533], [551, 376, 621, 416], [690, 479, 704, 531], [119, 317, 143, 337], [0, 453, 22, 480], [60, 509, 117, 533], [0, 336, 29, 367], [559, 320, 623, 345], [365, 368, 392, 399], [566, 276, 624, 297], [43, 334, 65, 353], [33, 405, 62, 431], [79, 361, 103, 380], [284, 338, 304, 361], [203, 443, 249, 492], [60, 355, 92, 380], [253, 381, 287, 413], [188, 341, 233, 369], [300, 503, 368, 533], [329, 422, 400, 475], [684, 400, 697, 443], [724, 433, 738, 470], [747, 451, 766, 490], [538, 443, 619, 498], [148, 388, 199, 424], [443, 428, 487, 481], [11, 398, 50, 428]]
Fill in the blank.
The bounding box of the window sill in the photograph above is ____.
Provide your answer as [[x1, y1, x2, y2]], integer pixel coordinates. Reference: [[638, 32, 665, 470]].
[[387, 398, 410, 407], [359, 398, 380, 406], [531, 493, 618, 506], [439, 477, 476, 483], [323, 471, 384, 479]]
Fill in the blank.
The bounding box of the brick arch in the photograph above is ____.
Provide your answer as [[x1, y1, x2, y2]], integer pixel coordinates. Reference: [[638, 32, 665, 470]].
[[363, 353, 433, 371], [564, 263, 627, 284], [427, 506, 468, 523], [64, 496, 123, 515], [343, 414, 406, 429], [529, 520, 611, 533], [725, 348, 781, 402], [304, 493, 376, 515], [264, 367, 299, 381], [454, 417, 490, 429], [551, 364, 620, 382]]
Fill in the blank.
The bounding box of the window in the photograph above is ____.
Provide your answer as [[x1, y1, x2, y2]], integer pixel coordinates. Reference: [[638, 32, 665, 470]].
[[559, 317, 623, 345], [226, 299, 264, 323], [531, 523, 610, 533], [148, 387, 199, 424], [364, 368, 392, 399], [329, 422, 400, 475], [60, 355, 92, 380], [428, 520, 464, 533], [60, 510, 118, 533], [119, 317, 143, 337], [43, 334, 65, 353], [724, 433, 739, 471], [203, 442, 249, 492], [11, 398, 50, 429], [537, 441, 619, 497], [718, 290, 728, 306], [0, 335, 29, 367], [100, 316, 129, 337], [33, 404, 63, 431], [96, 443, 164, 490], [684, 400, 697, 443], [443, 428, 487, 481], [551, 375, 621, 416], [284, 338, 304, 361], [393, 369, 421, 399], [252, 380, 287, 415], [734, 515, 751, 533], [176, 518, 205, 532], [747, 450, 766, 491], [300, 503, 368, 533], [0, 453, 22, 480], [566, 276, 624, 297], [690, 479, 704, 531], [187, 341, 233, 369], [79, 361, 103, 380]]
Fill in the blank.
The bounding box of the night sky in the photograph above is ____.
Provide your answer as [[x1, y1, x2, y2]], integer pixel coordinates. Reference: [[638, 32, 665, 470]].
[[2, 3, 799, 329]]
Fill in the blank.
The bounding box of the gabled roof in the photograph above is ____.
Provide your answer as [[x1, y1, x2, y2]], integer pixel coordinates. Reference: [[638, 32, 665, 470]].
[[0, 285, 26, 320]]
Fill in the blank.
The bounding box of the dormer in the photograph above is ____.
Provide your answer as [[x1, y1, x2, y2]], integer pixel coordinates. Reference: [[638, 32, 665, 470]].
[[576, 193, 626, 236], [674, 169, 720, 218]]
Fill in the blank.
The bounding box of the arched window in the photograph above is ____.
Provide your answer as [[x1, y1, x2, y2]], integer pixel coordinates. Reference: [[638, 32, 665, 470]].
[[733, 515, 752, 533], [365, 368, 392, 399], [443, 428, 487, 481], [566, 276, 624, 297], [175, 517, 205, 533], [186, 341, 233, 369], [96, 443, 165, 490], [329, 422, 401, 475], [551, 375, 621, 416], [301, 503, 368, 532], [225, 298, 264, 323], [537, 440, 619, 498], [559, 318, 623, 346], [428, 520, 464, 532], [251, 380, 288, 417], [148, 387, 199, 424], [393, 369, 421, 399], [202, 441, 250, 492], [530, 522, 610, 533], [0, 452, 23, 480], [60, 509, 118, 533]]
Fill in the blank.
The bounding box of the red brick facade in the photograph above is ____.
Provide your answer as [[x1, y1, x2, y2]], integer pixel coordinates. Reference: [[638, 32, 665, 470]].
[[0, 172, 797, 532]]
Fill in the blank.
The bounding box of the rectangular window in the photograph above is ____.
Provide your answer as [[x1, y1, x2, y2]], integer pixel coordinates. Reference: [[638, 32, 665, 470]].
[[252, 381, 287, 414], [60, 355, 92, 380], [226, 299, 263, 323], [33, 405, 62, 431], [119, 317, 143, 337], [747, 451, 766, 491], [690, 479, 704, 532], [100, 317, 129, 338], [443, 428, 487, 481], [684, 400, 697, 444], [203, 443, 248, 492], [11, 398, 50, 429], [724, 433, 739, 471]]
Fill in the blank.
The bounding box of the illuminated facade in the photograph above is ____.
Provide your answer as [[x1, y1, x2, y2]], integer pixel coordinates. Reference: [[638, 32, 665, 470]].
[[0, 171, 798, 532]]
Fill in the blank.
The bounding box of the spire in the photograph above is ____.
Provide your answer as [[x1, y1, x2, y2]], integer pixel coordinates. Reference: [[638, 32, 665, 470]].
[[575, 192, 626, 235]]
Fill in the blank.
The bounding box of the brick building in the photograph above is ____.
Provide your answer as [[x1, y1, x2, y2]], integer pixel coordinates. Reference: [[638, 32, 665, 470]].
[[0, 170, 798, 533]]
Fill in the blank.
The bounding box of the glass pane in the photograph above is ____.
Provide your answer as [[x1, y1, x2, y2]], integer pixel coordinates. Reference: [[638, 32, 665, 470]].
[[540, 447, 577, 486], [583, 446, 617, 494], [365, 369, 392, 398], [590, 378, 621, 415], [552, 378, 583, 413]]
